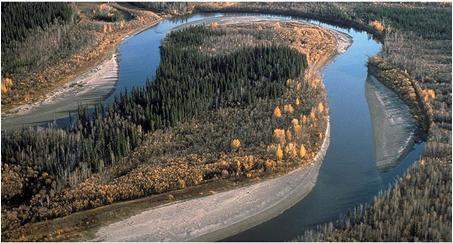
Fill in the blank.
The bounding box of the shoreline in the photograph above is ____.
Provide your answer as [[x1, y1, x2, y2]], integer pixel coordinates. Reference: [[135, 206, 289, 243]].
[[365, 75, 417, 171], [95, 121, 330, 242], [93, 20, 351, 242], [1, 54, 119, 130], [193, 121, 330, 242], [3, 54, 118, 117], [1, 12, 163, 125]]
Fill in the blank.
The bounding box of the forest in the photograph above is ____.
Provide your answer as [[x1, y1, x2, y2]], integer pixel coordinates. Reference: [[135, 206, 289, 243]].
[[1, 25, 314, 239], [1, 2, 75, 77], [1, 2, 74, 46], [196, 2, 451, 40], [2, 2, 450, 241], [195, 2, 451, 241], [113, 26, 305, 130]]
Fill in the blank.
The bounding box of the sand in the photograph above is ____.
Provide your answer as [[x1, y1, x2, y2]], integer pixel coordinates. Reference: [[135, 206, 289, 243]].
[[94, 121, 330, 242], [1, 54, 118, 130], [365, 75, 417, 170]]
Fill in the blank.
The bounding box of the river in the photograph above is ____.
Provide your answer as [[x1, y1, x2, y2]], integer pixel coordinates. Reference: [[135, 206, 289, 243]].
[[2, 13, 424, 241]]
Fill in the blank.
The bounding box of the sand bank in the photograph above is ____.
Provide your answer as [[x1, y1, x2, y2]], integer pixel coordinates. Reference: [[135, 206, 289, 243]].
[[1, 54, 118, 130], [94, 121, 330, 242]]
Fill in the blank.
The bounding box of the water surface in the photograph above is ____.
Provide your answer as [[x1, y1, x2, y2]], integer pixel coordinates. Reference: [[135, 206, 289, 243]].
[[2, 13, 423, 241], [222, 14, 423, 241], [113, 13, 423, 241]]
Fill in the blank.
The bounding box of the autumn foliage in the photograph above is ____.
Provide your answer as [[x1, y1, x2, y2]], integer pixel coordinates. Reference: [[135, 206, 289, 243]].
[[273, 106, 282, 118], [370, 20, 385, 32], [230, 138, 241, 150], [1, 78, 13, 94], [1, 19, 330, 240]]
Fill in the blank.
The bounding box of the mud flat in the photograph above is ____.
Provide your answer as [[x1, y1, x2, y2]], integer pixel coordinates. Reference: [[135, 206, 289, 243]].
[[1, 55, 118, 130]]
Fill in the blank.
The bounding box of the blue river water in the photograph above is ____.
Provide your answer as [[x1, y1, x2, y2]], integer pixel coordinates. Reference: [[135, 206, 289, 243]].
[[106, 12, 424, 241]]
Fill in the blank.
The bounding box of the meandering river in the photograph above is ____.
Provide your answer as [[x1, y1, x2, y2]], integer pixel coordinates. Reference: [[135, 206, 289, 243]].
[[2, 13, 424, 241], [114, 13, 424, 241]]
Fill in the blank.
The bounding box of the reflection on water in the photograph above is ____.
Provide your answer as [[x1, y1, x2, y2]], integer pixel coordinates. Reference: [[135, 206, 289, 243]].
[[365, 75, 417, 171]]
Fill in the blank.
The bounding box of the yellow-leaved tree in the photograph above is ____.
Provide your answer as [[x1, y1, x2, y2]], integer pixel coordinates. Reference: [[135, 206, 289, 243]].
[[299, 144, 307, 158], [285, 129, 293, 142], [230, 139, 241, 151], [294, 124, 302, 137], [273, 128, 286, 144], [276, 144, 284, 160], [284, 104, 294, 114], [318, 102, 324, 113], [369, 20, 385, 32], [273, 106, 282, 118], [285, 143, 298, 159]]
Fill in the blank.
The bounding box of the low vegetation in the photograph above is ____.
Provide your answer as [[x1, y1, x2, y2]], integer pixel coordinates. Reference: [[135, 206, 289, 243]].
[[1, 22, 334, 240]]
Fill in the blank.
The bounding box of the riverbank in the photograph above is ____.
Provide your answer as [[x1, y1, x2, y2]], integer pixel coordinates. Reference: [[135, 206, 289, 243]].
[[95, 121, 330, 242], [367, 57, 432, 139], [365, 75, 417, 170], [1, 3, 162, 116], [0, 16, 348, 240], [301, 55, 450, 241], [2, 54, 119, 129]]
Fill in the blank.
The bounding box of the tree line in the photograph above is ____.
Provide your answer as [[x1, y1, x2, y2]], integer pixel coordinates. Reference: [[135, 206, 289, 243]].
[[196, 2, 451, 40]]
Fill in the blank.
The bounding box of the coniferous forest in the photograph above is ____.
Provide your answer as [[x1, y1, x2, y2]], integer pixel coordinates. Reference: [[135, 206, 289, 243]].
[[1, 2, 74, 46], [1, 25, 308, 235]]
